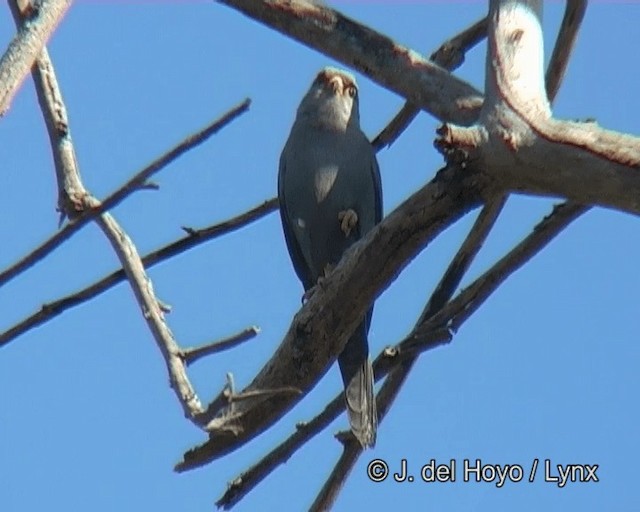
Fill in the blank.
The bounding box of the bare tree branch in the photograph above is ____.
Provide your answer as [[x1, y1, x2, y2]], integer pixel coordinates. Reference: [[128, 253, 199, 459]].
[[93, 209, 205, 421], [545, 0, 587, 101], [215, 328, 452, 509], [181, 326, 260, 366], [0, 0, 71, 115], [310, 441, 360, 512], [217, 0, 483, 126], [0, 198, 277, 348], [2, 0, 623, 508], [181, 0, 602, 476], [6, 2, 207, 423], [460, 0, 640, 214], [0, 10, 483, 352], [7, 0, 81, 223], [0, 99, 251, 289], [420, 202, 589, 336], [373, 16, 488, 150]]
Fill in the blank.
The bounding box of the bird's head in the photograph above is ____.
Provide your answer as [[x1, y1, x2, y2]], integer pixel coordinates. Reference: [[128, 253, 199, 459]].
[[296, 67, 361, 132]]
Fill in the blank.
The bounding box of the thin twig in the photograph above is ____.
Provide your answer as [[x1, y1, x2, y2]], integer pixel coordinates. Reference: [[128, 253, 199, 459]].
[[0, 198, 278, 348], [181, 326, 261, 365], [545, 0, 587, 101], [419, 202, 589, 336], [373, 16, 488, 150], [0, 99, 251, 289]]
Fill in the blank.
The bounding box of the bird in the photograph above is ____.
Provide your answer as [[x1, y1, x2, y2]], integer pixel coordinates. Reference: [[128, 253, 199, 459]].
[[278, 67, 382, 448]]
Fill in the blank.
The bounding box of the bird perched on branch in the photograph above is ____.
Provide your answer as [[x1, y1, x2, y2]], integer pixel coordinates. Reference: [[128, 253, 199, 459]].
[[278, 67, 382, 448]]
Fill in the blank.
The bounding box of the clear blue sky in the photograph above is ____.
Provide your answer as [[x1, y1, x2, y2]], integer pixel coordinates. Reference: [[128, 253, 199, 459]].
[[1, 2, 638, 511]]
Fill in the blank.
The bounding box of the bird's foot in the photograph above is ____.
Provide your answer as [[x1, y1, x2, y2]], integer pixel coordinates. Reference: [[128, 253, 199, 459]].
[[301, 266, 334, 304], [338, 209, 358, 237]]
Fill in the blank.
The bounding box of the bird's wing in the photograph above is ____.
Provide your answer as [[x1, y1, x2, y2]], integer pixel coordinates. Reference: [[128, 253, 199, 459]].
[[278, 152, 316, 291], [370, 148, 383, 224]]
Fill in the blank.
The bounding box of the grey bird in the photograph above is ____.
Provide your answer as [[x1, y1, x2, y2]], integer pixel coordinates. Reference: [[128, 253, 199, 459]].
[[278, 67, 382, 447]]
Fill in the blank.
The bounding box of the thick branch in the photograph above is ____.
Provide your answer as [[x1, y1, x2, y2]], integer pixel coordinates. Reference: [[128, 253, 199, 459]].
[[216, 198, 590, 508], [487, 118, 640, 213], [214, 328, 452, 509], [373, 16, 488, 150], [214, 168, 582, 511], [435, 0, 640, 215], [0, 0, 71, 115], [218, 0, 483, 126]]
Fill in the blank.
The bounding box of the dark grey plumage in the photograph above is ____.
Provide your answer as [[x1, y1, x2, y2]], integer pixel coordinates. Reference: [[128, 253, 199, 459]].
[[278, 67, 382, 447]]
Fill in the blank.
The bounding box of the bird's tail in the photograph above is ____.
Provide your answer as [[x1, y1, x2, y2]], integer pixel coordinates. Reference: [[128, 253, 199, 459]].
[[338, 324, 377, 448]]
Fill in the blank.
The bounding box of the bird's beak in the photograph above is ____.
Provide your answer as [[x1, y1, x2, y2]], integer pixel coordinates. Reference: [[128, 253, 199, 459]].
[[328, 76, 342, 95]]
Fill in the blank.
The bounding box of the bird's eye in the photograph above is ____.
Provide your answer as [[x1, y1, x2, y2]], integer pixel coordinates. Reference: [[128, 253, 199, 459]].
[[347, 86, 357, 98]]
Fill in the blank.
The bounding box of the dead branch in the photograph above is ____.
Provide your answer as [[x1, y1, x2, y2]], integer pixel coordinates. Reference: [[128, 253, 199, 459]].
[[0, 99, 251, 289], [95, 210, 205, 420], [217, 0, 483, 126], [0, 198, 277, 348], [180, 0, 606, 475], [8, 0, 83, 221], [544, 0, 587, 101], [214, 328, 452, 509], [460, 0, 640, 214], [373, 16, 488, 150], [181, 326, 260, 366], [0, 0, 71, 115], [6, 1, 211, 422]]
